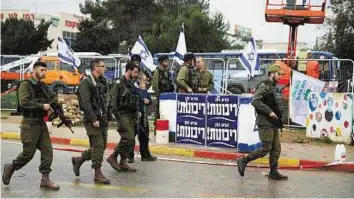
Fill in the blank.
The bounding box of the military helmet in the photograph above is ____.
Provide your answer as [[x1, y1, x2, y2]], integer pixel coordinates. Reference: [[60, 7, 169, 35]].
[[131, 54, 141, 62], [158, 55, 169, 63], [183, 52, 195, 62], [268, 64, 285, 75]]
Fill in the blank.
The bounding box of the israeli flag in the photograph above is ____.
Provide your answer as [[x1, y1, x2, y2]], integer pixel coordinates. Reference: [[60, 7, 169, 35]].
[[238, 37, 260, 77], [174, 23, 187, 65], [131, 35, 156, 75], [58, 36, 81, 68]]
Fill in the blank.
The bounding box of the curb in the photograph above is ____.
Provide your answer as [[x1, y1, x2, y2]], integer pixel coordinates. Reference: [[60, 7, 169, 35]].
[[2, 132, 353, 172]]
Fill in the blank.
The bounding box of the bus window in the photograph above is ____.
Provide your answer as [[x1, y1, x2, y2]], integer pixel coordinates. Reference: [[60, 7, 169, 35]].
[[43, 61, 56, 70], [61, 62, 76, 72]]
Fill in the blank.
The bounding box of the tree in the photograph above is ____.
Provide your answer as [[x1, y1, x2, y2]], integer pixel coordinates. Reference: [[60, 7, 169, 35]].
[[144, 1, 231, 53], [74, 0, 231, 54], [71, 0, 121, 54], [316, 0, 354, 60], [1, 18, 53, 55]]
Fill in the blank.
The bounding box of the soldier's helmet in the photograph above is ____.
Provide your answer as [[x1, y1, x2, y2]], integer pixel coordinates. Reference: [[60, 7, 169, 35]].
[[183, 52, 195, 62], [131, 54, 142, 63]]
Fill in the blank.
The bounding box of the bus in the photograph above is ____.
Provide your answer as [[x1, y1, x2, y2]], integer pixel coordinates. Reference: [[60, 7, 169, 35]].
[[0, 52, 121, 93]]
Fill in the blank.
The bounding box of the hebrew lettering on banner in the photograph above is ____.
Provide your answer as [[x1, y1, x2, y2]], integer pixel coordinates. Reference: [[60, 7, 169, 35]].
[[176, 94, 207, 145], [206, 95, 239, 148], [306, 92, 353, 144]]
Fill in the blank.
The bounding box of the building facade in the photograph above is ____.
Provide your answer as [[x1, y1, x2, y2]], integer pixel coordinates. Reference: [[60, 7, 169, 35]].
[[1, 9, 84, 53]]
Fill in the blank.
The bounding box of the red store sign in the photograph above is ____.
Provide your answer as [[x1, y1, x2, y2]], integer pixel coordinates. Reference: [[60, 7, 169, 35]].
[[65, 20, 79, 29]]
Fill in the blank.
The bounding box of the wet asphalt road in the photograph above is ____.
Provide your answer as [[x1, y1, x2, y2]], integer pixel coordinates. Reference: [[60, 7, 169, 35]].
[[1, 140, 354, 198]]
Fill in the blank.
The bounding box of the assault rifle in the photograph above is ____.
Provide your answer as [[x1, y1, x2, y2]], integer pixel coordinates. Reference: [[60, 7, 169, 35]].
[[48, 102, 75, 134]]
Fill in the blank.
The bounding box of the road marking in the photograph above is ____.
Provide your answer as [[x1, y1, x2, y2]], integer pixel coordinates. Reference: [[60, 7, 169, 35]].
[[59, 182, 149, 193]]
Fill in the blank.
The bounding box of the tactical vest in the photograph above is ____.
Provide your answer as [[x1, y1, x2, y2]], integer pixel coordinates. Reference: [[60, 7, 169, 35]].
[[188, 67, 199, 92], [117, 79, 139, 112], [16, 79, 48, 117], [77, 74, 108, 117], [157, 67, 174, 93], [256, 80, 283, 128]]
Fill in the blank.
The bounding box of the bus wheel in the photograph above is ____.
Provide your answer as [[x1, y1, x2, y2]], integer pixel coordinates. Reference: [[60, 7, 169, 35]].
[[53, 85, 66, 94]]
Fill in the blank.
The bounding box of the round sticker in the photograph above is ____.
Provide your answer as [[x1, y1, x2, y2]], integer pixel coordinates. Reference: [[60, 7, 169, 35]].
[[335, 111, 341, 120], [344, 121, 349, 128], [309, 94, 318, 112], [325, 110, 333, 122], [315, 112, 322, 122], [320, 129, 328, 138]]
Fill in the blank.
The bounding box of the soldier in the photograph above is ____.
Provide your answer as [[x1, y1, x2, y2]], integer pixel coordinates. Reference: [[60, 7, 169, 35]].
[[152, 55, 174, 119], [2, 61, 60, 190], [176, 52, 198, 93], [106, 61, 140, 172], [195, 57, 214, 93], [236, 64, 288, 180], [71, 58, 110, 184]]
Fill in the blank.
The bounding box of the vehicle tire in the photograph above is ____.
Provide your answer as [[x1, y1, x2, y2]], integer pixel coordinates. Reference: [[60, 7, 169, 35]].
[[53, 84, 66, 94], [228, 84, 245, 94]]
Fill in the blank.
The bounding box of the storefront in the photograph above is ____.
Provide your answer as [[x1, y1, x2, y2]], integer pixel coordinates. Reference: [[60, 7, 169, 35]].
[[1, 9, 84, 52]]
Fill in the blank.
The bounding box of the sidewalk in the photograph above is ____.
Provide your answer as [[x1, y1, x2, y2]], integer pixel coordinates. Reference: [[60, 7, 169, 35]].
[[1, 122, 354, 172]]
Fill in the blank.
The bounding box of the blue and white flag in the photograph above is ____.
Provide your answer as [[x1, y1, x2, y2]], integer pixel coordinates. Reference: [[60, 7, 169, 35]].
[[238, 37, 259, 77], [131, 35, 156, 74], [174, 23, 187, 65], [58, 36, 81, 68]]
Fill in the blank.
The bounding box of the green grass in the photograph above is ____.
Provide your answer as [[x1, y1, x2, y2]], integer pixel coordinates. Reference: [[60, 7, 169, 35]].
[[1, 91, 17, 110]]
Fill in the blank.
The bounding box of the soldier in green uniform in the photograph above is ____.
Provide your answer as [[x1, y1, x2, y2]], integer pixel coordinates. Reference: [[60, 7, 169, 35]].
[[106, 61, 140, 172], [195, 57, 214, 93], [176, 52, 198, 93], [236, 64, 288, 180], [71, 58, 110, 184], [2, 62, 60, 190], [152, 55, 174, 119]]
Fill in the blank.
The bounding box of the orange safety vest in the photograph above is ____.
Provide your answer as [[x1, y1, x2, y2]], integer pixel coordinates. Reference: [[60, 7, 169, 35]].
[[306, 61, 320, 79]]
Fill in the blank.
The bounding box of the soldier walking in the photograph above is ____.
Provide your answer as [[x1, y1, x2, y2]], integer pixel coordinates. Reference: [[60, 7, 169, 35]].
[[71, 58, 110, 184], [2, 61, 60, 190], [106, 61, 140, 172], [236, 64, 288, 180]]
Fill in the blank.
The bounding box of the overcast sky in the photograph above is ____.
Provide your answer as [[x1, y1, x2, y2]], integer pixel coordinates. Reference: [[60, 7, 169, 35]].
[[2, 0, 327, 45]]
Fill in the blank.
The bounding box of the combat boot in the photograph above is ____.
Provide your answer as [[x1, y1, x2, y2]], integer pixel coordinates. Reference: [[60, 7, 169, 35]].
[[94, 168, 110, 185], [106, 153, 120, 172], [118, 157, 137, 172], [127, 157, 135, 163], [2, 163, 15, 185], [141, 155, 157, 161], [40, 173, 60, 191], [237, 157, 250, 177], [72, 156, 85, 177], [268, 170, 288, 180]]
